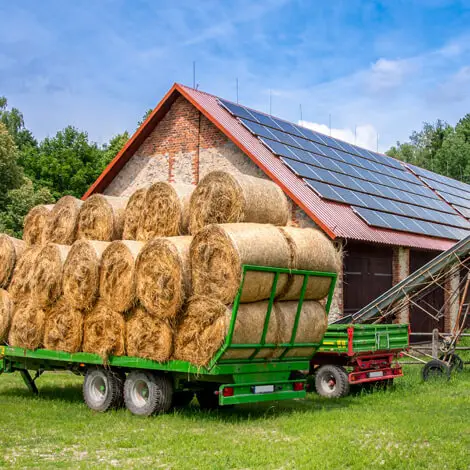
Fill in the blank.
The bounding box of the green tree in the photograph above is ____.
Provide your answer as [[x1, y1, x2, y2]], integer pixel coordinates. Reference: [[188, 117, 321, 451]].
[[0, 97, 37, 150], [19, 126, 104, 199], [100, 131, 129, 169], [0, 122, 24, 211], [137, 109, 153, 128], [0, 177, 53, 237]]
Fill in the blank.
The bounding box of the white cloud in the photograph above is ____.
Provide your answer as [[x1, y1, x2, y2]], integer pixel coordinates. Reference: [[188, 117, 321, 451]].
[[367, 58, 414, 92], [299, 121, 379, 152]]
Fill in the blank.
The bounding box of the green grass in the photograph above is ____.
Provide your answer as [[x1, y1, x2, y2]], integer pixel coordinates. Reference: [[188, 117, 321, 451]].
[[0, 365, 468, 470]]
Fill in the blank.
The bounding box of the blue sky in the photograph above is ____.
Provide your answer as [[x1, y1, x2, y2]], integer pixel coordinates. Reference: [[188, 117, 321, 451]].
[[1, 0, 470, 151]]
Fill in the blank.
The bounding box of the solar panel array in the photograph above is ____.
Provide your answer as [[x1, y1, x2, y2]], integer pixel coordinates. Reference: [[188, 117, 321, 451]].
[[219, 99, 470, 241], [406, 163, 470, 221]]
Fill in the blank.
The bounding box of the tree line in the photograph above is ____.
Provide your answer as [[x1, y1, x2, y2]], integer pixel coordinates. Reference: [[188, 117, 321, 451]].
[[387, 114, 470, 181], [0, 95, 468, 238]]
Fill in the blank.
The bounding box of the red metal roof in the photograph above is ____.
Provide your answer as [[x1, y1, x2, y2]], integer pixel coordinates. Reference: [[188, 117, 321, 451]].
[[85, 83, 455, 251]]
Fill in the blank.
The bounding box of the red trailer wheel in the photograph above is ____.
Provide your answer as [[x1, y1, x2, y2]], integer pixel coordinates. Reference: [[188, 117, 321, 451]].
[[315, 365, 350, 398]]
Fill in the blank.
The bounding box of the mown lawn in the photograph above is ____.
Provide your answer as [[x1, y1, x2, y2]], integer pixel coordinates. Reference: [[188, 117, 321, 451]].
[[0, 362, 468, 470]]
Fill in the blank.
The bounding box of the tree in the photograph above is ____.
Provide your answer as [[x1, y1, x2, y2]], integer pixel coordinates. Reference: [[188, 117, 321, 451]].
[[0, 122, 24, 211], [0, 97, 37, 150], [137, 109, 153, 128], [19, 126, 104, 199], [0, 177, 53, 238], [100, 131, 129, 169]]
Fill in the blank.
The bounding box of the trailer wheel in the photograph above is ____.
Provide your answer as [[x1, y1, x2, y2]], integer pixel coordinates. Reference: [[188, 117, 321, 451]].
[[422, 360, 451, 382], [83, 368, 124, 412], [124, 371, 173, 416], [315, 365, 350, 398]]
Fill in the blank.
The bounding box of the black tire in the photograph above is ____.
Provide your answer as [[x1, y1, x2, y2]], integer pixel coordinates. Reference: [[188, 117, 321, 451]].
[[422, 359, 451, 382], [315, 365, 350, 398], [440, 353, 464, 372], [172, 391, 195, 408], [83, 368, 124, 412], [196, 387, 220, 410], [124, 371, 173, 416]]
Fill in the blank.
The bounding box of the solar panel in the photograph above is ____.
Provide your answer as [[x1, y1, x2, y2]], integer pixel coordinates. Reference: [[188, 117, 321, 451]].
[[406, 163, 470, 221], [218, 98, 470, 240], [354, 207, 469, 241]]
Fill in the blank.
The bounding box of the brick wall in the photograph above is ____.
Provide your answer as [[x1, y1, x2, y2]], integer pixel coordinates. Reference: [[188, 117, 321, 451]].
[[393, 246, 410, 323]]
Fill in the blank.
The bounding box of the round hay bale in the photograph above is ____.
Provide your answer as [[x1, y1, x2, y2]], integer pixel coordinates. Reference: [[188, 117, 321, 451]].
[[32, 243, 71, 307], [82, 300, 125, 359], [137, 182, 194, 241], [62, 240, 110, 311], [0, 235, 26, 288], [46, 196, 82, 245], [0, 289, 13, 343], [190, 223, 292, 303], [273, 300, 328, 358], [126, 306, 173, 362], [173, 297, 228, 366], [174, 298, 279, 366], [122, 188, 148, 240], [77, 195, 128, 241], [189, 171, 289, 234], [43, 299, 83, 353], [8, 301, 46, 350], [135, 236, 191, 319], [279, 227, 339, 301], [8, 245, 42, 300], [99, 240, 144, 312], [23, 204, 54, 245]]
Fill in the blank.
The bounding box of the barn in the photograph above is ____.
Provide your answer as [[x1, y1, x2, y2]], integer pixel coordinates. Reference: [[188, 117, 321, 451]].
[[85, 83, 470, 332]]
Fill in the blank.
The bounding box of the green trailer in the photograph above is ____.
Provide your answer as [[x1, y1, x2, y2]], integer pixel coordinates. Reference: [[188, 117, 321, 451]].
[[309, 323, 409, 398], [0, 265, 337, 416]]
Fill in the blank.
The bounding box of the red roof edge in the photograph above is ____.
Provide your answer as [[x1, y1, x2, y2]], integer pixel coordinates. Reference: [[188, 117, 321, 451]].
[[82, 84, 181, 199]]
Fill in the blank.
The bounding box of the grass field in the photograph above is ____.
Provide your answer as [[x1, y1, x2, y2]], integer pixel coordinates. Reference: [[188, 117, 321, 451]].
[[0, 362, 468, 470]]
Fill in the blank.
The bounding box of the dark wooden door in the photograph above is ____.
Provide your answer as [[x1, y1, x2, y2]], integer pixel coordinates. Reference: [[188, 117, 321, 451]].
[[343, 243, 393, 315], [409, 250, 445, 338]]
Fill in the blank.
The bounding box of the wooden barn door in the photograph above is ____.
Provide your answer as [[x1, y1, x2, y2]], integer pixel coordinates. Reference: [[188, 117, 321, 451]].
[[409, 250, 445, 339], [343, 243, 393, 315]]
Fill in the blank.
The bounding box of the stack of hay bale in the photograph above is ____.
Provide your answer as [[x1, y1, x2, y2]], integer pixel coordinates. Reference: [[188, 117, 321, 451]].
[[0, 171, 339, 367]]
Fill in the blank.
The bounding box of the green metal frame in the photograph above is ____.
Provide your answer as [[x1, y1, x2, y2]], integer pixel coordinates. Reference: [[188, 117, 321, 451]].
[[0, 265, 337, 406]]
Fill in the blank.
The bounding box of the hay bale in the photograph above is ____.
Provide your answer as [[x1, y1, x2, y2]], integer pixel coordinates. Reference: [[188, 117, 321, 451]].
[[8, 301, 46, 350], [77, 195, 128, 241], [99, 240, 144, 312], [190, 223, 292, 303], [46, 196, 82, 245], [189, 171, 289, 234], [0, 289, 13, 343], [135, 236, 191, 319], [82, 300, 125, 359], [31, 243, 70, 308], [23, 204, 54, 245], [0, 235, 26, 288], [137, 182, 194, 241], [43, 299, 83, 353], [273, 300, 328, 358], [8, 245, 42, 300], [62, 240, 110, 311], [126, 306, 173, 362], [174, 297, 328, 366], [122, 188, 147, 240], [279, 227, 339, 301], [173, 299, 278, 365]]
